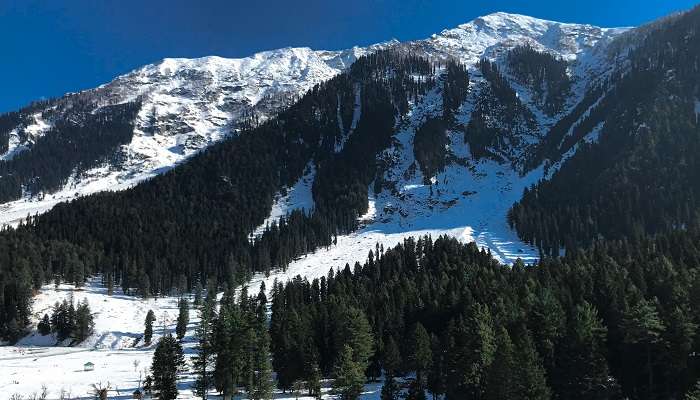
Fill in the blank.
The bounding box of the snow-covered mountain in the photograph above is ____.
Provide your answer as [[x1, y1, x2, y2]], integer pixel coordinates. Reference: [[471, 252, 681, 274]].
[[0, 12, 628, 244], [0, 43, 390, 225]]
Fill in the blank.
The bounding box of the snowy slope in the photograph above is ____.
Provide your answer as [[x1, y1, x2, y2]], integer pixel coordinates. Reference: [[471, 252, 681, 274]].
[[0, 279, 387, 400], [247, 13, 629, 284], [0, 44, 391, 226], [0, 12, 630, 263]]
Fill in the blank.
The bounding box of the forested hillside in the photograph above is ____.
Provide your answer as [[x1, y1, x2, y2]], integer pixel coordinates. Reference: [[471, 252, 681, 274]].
[[2, 6, 700, 400], [0, 50, 439, 340], [509, 6, 700, 255], [270, 232, 700, 400]]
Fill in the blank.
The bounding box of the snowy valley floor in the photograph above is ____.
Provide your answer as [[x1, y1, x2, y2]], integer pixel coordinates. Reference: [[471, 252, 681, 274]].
[[0, 279, 385, 400]]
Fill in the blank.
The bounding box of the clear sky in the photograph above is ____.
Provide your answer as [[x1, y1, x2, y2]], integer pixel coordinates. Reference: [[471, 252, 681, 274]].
[[1, 0, 696, 113]]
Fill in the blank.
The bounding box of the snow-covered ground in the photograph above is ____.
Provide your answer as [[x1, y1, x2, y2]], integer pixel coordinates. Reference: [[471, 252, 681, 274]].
[[0, 279, 387, 400], [0, 278, 189, 398]]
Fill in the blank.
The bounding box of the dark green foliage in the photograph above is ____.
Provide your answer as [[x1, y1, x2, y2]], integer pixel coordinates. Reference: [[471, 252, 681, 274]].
[[413, 118, 448, 181], [552, 302, 619, 400], [74, 298, 94, 343], [151, 334, 184, 400], [408, 323, 432, 383], [507, 45, 571, 115], [0, 101, 140, 203], [212, 285, 273, 400], [442, 60, 470, 122], [192, 294, 216, 399], [332, 345, 365, 400], [37, 313, 51, 336], [176, 297, 189, 340], [49, 296, 93, 343], [145, 309, 156, 345], [382, 336, 402, 376], [509, 7, 700, 254], [464, 60, 536, 163], [270, 229, 700, 400], [687, 382, 700, 400]]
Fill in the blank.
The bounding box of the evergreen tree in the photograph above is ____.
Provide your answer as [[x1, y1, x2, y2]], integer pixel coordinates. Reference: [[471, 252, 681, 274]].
[[213, 297, 244, 400], [382, 336, 402, 376], [623, 298, 666, 396], [192, 297, 216, 399], [554, 302, 618, 400], [151, 334, 184, 400], [408, 322, 432, 384], [512, 329, 551, 400], [176, 297, 190, 340], [308, 362, 322, 398], [485, 327, 517, 400], [333, 345, 365, 400], [341, 307, 374, 371], [145, 309, 156, 345], [193, 281, 203, 307], [250, 319, 274, 400], [37, 314, 51, 336], [73, 298, 94, 343]]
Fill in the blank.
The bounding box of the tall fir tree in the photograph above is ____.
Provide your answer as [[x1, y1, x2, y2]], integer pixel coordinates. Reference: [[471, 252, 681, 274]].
[[144, 309, 156, 345], [333, 345, 365, 400], [151, 334, 185, 400], [192, 296, 217, 399], [176, 297, 190, 340]]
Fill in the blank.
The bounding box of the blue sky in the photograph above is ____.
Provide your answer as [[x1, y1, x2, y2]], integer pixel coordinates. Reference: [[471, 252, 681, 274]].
[[1, 0, 696, 113]]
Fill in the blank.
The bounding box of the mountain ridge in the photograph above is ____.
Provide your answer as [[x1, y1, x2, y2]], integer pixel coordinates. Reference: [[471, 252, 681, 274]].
[[0, 12, 628, 227]]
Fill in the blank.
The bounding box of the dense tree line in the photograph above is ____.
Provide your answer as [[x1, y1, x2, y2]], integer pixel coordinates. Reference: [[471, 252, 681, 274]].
[[48, 295, 94, 343], [0, 50, 446, 343], [270, 231, 700, 400], [442, 59, 470, 122], [413, 117, 448, 181], [507, 45, 571, 115], [509, 6, 700, 254], [412, 60, 470, 181], [464, 59, 536, 164], [0, 101, 141, 202]]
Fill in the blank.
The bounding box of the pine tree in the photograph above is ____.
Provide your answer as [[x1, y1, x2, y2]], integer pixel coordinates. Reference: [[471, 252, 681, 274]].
[[409, 322, 432, 384], [106, 273, 114, 296], [213, 299, 243, 400], [308, 362, 322, 398], [144, 310, 156, 345], [250, 318, 274, 400], [342, 307, 374, 370], [38, 314, 51, 336], [554, 302, 619, 400], [512, 329, 551, 400], [73, 298, 94, 343], [193, 281, 203, 306], [333, 345, 365, 400], [192, 297, 216, 399], [151, 334, 184, 400], [446, 305, 496, 400], [382, 336, 402, 376], [176, 297, 190, 340], [427, 333, 446, 400], [485, 327, 517, 400], [623, 297, 666, 395]]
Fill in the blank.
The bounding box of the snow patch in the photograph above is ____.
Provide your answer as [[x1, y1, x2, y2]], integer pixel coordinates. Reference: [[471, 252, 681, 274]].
[[253, 163, 316, 237]]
